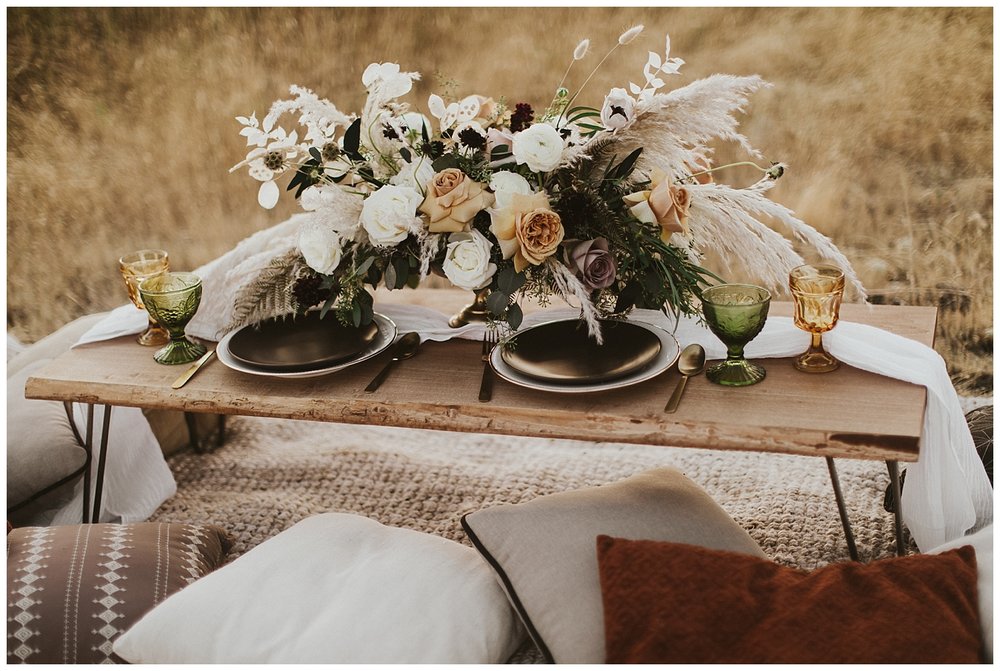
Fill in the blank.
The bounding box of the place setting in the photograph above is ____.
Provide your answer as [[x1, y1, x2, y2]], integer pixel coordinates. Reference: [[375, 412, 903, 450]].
[[216, 311, 399, 380]]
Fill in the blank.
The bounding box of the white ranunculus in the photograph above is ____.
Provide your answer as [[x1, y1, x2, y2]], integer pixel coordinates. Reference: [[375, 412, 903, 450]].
[[298, 221, 343, 275], [512, 123, 565, 173], [442, 230, 498, 291], [600, 87, 636, 130], [489, 171, 534, 210], [360, 184, 423, 247], [390, 158, 435, 194]]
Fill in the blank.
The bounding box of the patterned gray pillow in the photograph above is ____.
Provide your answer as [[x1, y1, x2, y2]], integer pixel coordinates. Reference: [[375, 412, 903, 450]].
[[7, 522, 231, 664]]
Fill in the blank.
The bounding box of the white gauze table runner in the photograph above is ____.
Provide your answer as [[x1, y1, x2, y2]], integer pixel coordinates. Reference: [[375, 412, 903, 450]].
[[76, 302, 991, 551]]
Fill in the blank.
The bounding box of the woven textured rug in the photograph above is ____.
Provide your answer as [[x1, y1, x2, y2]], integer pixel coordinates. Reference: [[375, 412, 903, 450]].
[[149, 415, 903, 662]]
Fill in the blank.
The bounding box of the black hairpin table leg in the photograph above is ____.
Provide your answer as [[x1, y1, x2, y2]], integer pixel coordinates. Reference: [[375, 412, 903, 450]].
[[886, 460, 906, 556], [826, 457, 859, 561], [80, 404, 94, 524], [80, 403, 113, 524]]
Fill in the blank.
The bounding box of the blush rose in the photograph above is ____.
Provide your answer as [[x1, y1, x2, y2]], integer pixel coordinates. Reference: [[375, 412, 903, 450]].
[[418, 168, 495, 234]]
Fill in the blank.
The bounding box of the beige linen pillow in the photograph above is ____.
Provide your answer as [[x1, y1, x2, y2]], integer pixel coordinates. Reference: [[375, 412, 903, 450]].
[[461, 466, 765, 663], [6, 359, 87, 519]]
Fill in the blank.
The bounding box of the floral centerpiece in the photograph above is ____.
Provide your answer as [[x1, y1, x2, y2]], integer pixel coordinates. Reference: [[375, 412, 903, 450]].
[[229, 26, 864, 340]]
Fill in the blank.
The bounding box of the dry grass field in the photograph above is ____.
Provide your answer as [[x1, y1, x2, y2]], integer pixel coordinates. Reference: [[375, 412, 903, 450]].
[[6, 7, 993, 394]]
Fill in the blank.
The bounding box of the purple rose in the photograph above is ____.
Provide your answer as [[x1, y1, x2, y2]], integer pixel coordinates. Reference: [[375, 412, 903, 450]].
[[566, 238, 617, 290]]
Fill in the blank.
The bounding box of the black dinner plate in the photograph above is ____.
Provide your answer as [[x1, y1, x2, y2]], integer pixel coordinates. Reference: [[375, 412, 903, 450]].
[[227, 312, 379, 372], [500, 319, 662, 384]]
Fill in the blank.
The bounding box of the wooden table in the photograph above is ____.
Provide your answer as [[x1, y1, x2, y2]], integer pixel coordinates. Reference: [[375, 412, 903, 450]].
[[26, 288, 937, 556]]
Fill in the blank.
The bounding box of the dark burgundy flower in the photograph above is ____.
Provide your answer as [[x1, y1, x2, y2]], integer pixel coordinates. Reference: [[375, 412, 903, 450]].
[[510, 103, 534, 133]]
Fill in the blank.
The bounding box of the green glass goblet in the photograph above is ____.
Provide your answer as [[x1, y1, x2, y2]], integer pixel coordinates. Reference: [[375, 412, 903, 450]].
[[701, 284, 771, 387], [138, 272, 207, 365]]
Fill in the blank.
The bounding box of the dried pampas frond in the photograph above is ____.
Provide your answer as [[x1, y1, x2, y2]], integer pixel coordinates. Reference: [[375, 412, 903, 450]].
[[544, 258, 604, 344], [228, 250, 311, 332], [623, 75, 770, 176], [571, 72, 866, 302], [684, 180, 866, 300]]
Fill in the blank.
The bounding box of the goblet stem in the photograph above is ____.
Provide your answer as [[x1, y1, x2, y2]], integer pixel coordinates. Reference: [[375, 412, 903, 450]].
[[726, 344, 746, 360], [794, 332, 839, 373], [154, 330, 207, 365]]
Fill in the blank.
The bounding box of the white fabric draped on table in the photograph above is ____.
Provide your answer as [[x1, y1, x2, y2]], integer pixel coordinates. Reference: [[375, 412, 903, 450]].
[[76, 301, 992, 552]]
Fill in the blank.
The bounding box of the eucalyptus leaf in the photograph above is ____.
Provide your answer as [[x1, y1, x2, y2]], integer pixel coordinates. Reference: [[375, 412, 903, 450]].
[[432, 154, 459, 172], [352, 303, 362, 327], [392, 256, 409, 289], [365, 263, 382, 286], [506, 302, 523, 330], [486, 290, 510, 316], [383, 262, 397, 290], [320, 294, 337, 319], [309, 147, 322, 162], [399, 147, 412, 163], [496, 267, 526, 294]]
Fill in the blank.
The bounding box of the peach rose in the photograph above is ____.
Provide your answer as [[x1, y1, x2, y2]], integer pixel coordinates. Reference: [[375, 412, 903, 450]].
[[623, 169, 692, 241], [516, 208, 565, 268], [648, 181, 691, 238], [418, 168, 495, 233], [489, 192, 565, 273]]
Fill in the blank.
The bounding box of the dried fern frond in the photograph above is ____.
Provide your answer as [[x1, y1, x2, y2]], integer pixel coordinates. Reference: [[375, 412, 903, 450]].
[[227, 250, 311, 331]]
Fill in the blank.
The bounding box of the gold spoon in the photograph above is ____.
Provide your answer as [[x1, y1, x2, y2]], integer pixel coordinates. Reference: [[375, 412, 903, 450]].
[[664, 344, 706, 413]]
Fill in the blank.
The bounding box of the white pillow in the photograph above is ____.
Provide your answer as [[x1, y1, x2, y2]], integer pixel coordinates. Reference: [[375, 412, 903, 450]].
[[113, 513, 525, 663], [928, 524, 993, 662]]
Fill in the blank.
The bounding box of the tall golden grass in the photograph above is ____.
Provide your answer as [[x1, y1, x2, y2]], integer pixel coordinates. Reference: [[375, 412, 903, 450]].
[[7, 7, 992, 393]]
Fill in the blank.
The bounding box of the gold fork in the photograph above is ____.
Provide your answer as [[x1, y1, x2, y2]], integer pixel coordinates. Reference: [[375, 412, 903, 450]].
[[478, 328, 498, 402]]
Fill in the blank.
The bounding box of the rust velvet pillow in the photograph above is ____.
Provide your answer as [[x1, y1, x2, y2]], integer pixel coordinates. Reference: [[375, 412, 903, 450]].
[[597, 536, 984, 664]]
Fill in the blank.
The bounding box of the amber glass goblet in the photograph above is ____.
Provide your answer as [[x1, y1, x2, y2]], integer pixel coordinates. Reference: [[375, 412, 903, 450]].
[[138, 272, 206, 365], [702, 284, 771, 387], [119, 249, 170, 346], [789, 264, 845, 373]]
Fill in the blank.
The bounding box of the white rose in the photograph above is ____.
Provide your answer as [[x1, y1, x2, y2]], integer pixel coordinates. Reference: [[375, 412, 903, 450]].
[[298, 221, 343, 275], [361, 185, 423, 247], [489, 171, 534, 210], [600, 87, 636, 130], [512, 123, 564, 173], [390, 158, 435, 194], [442, 230, 498, 291]]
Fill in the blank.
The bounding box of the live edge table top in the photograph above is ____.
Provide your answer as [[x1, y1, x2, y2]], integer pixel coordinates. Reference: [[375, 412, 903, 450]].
[[25, 288, 938, 463]]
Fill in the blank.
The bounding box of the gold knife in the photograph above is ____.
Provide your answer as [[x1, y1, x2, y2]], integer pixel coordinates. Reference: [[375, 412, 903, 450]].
[[171, 350, 215, 389]]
